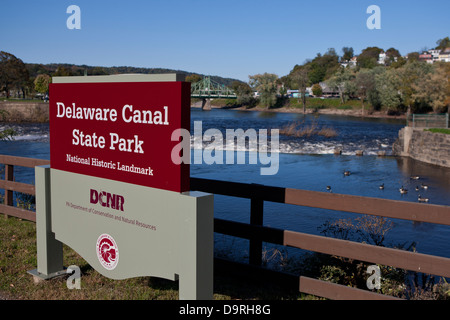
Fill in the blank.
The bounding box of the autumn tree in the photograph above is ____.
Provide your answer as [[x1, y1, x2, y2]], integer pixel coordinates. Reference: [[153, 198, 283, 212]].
[[440, 62, 450, 113], [34, 74, 51, 96], [413, 64, 448, 113], [0, 51, 30, 98], [311, 83, 323, 97], [397, 61, 433, 116], [185, 74, 202, 83], [249, 73, 278, 108]]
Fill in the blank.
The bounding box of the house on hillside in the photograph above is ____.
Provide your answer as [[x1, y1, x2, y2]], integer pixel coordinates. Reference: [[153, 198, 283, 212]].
[[319, 82, 339, 98], [428, 49, 441, 63], [340, 56, 358, 68], [287, 89, 311, 98], [439, 48, 450, 62], [417, 48, 450, 63], [419, 52, 433, 64]]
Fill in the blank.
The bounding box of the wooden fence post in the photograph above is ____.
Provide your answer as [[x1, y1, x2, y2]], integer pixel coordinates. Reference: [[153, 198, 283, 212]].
[[4, 164, 14, 219]]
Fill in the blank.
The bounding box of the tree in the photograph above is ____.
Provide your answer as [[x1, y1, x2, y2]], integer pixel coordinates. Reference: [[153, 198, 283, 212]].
[[291, 66, 310, 113], [355, 69, 376, 116], [342, 47, 354, 62], [357, 47, 383, 69], [439, 62, 450, 113], [307, 49, 340, 84], [375, 68, 402, 113], [248, 73, 278, 108], [396, 61, 433, 115], [366, 67, 386, 110], [90, 67, 107, 76], [311, 83, 323, 97], [389, 56, 407, 69], [53, 66, 73, 77], [326, 66, 355, 103], [231, 81, 255, 107], [0, 51, 30, 98], [385, 48, 401, 66], [436, 37, 450, 50], [34, 74, 51, 96], [0, 110, 16, 140], [308, 62, 326, 84], [185, 74, 202, 83], [407, 52, 420, 62], [412, 64, 448, 113]]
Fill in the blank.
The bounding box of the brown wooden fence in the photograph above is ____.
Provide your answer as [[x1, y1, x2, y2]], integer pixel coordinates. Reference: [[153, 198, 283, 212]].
[[2, 155, 450, 300], [0, 155, 49, 222]]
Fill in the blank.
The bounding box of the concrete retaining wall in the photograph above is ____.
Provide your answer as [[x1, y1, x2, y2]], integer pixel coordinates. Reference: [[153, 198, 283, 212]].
[[0, 102, 49, 122], [393, 127, 450, 168]]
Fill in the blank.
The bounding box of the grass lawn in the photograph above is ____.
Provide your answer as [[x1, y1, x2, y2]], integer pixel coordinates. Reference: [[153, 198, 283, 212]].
[[0, 215, 306, 300], [425, 128, 450, 135]]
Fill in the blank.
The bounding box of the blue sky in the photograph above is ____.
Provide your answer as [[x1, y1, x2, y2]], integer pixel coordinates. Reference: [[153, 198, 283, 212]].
[[1, 0, 449, 81]]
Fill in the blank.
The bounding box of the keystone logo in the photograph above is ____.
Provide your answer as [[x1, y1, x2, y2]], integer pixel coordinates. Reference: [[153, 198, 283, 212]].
[[90, 189, 124, 211], [96, 234, 119, 270]]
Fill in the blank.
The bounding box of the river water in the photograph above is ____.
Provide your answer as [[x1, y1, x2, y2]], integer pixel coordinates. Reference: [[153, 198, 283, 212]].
[[1, 108, 450, 263]]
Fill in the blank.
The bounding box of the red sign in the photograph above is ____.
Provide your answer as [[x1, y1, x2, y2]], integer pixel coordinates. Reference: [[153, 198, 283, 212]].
[[49, 81, 190, 192]]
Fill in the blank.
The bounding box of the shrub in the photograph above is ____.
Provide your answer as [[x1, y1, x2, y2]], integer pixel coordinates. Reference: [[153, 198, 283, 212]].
[[312, 84, 323, 96], [279, 120, 338, 138]]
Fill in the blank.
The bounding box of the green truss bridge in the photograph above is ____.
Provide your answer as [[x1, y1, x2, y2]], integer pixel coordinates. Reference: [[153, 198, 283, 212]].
[[191, 76, 237, 99], [190, 76, 237, 110]]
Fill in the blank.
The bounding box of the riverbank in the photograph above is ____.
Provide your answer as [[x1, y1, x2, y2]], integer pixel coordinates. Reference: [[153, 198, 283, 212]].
[[0, 100, 406, 123], [191, 101, 407, 120], [0, 101, 48, 122]]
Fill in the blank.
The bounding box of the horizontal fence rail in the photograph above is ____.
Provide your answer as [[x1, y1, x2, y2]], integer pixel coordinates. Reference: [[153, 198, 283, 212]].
[[2, 156, 450, 300], [191, 177, 450, 300], [0, 155, 49, 222]]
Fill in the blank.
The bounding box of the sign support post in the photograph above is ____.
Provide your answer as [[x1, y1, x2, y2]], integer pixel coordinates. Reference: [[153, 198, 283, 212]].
[[177, 192, 214, 299], [28, 165, 65, 280]]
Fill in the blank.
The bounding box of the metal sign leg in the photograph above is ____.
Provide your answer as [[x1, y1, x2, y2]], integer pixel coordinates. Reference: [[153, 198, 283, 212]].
[[28, 165, 65, 281]]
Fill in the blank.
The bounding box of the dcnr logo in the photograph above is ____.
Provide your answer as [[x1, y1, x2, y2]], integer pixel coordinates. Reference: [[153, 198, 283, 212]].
[[90, 189, 125, 211]]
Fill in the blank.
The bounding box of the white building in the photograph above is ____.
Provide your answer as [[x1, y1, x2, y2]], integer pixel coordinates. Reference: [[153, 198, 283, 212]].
[[428, 49, 441, 62], [340, 56, 358, 68], [439, 51, 450, 62], [378, 52, 387, 65]]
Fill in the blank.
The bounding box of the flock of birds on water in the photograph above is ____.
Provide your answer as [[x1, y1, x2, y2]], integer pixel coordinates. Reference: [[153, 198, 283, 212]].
[[326, 171, 431, 203]]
